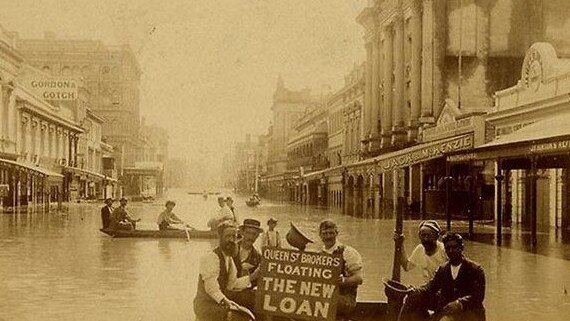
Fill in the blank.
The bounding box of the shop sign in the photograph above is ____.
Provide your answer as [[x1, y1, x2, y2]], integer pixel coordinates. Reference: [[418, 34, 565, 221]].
[[530, 139, 570, 153], [378, 135, 473, 171], [27, 77, 78, 101], [422, 117, 474, 141], [447, 153, 478, 163], [255, 247, 341, 321]]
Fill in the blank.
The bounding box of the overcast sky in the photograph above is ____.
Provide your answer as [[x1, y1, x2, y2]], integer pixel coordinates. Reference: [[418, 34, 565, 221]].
[[0, 0, 367, 179]]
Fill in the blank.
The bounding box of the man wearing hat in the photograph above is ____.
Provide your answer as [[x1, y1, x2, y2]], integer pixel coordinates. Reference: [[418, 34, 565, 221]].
[[100, 198, 114, 229], [207, 197, 236, 230], [395, 220, 448, 283], [237, 219, 263, 276], [403, 233, 486, 321], [319, 220, 363, 319], [262, 218, 281, 248], [110, 198, 140, 230], [194, 221, 258, 321]]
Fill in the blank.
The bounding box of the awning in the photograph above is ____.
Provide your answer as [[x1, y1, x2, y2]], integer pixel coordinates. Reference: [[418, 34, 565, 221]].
[[448, 113, 570, 162], [64, 166, 107, 181], [0, 158, 63, 179]]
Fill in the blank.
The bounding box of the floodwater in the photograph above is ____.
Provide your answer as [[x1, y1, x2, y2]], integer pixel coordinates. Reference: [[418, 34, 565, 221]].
[[1, 188, 570, 321]]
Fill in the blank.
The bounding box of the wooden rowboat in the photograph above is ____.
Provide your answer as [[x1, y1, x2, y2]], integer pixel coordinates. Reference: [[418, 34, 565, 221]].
[[99, 228, 217, 239]]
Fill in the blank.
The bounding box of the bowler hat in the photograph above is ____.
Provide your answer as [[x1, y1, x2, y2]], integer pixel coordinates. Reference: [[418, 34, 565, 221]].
[[104, 198, 113, 204], [267, 217, 278, 224], [119, 197, 128, 203], [240, 219, 264, 232]]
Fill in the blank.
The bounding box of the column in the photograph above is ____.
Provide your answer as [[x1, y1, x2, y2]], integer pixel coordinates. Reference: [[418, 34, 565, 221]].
[[32, 119, 39, 160], [528, 158, 538, 247], [494, 160, 504, 246], [364, 42, 373, 142], [9, 91, 16, 148], [369, 36, 380, 150], [409, 7, 422, 141], [0, 83, 4, 139], [420, 0, 434, 122], [392, 15, 406, 146], [381, 26, 393, 148]]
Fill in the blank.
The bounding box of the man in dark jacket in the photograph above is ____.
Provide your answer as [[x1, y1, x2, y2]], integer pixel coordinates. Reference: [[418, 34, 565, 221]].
[[403, 233, 486, 321], [100, 198, 114, 229]]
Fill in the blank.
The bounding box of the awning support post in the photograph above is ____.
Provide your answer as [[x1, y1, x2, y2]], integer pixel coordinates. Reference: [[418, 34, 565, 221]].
[[495, 159, 504, 246], [445, 163, 452, 231], [529, 156, 538, 247]]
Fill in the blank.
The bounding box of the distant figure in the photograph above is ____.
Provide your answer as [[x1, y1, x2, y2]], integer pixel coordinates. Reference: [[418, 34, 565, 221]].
[[262, 217, 281, 248], [403, 233, 486, 321], [225, 197, 239, 223], [394, 220, 448, 283], [203, 190, 208, 200], [157, 200, 185, 230], [207, 197, 236, 230], [100, 198, 114, 229], [110, 198, 141, 230]]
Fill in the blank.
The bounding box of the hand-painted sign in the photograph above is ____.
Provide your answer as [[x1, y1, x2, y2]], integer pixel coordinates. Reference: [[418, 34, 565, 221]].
[[378, 134, 473, 171], [27, 78, 78, 101], [255, 247, 341, 321], [530, 140, 570, 153]]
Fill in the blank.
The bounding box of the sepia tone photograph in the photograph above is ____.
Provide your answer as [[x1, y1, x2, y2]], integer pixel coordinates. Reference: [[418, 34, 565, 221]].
[[1, 0, 570, 320]]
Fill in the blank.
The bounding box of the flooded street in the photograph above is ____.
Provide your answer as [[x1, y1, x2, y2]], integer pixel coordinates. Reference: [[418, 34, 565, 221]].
[[1, 189, 570, 321]]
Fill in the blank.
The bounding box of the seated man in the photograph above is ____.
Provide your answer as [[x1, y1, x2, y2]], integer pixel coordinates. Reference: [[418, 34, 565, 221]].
[[157, 200, 185, 230], [194, 221, 258, 321], [110, 198, 140, 230], [319, 220, 363, 319], [403, 233, 486, 321]]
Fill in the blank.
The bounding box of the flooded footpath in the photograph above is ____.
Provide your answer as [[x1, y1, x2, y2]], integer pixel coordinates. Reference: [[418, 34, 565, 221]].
[[1, 188, 570, 321]]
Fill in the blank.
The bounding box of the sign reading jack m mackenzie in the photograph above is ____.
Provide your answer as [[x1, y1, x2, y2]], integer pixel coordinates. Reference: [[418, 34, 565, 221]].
[[378, 134, 474, 171], [27, 78, 78, 101], [255, 247, 341, 321]]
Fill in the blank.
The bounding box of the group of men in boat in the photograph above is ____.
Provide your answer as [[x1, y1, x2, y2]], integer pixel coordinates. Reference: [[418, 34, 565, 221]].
[[101, 198, 187, 232], [195, 216, 486, 321]]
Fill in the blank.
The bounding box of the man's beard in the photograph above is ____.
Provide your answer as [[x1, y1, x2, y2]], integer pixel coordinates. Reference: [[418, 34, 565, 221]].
[[222, 241, 238, 256]]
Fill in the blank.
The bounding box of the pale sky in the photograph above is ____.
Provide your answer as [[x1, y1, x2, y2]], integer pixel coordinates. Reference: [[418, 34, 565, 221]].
[[0, 0, 367, 179]]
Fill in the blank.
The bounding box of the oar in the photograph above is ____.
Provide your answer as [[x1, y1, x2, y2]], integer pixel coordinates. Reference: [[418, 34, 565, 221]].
[[227, 300, 256, 320]]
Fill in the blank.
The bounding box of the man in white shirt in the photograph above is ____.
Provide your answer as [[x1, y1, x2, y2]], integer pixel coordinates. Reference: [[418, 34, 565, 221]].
[[194, 221, 257, 321], [207, 197, 237, 230], [395, 220, 448, 283], [319, 220, 363, 319]]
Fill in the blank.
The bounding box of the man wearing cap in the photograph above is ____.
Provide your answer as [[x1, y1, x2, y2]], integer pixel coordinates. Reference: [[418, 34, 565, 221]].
[[100, 198, 114, 229], [395, 220, 448, 283], [207, 197, 236, 230], [237, 219, 263, 276], [319, 220, 363, 318], [262, 218, 281, 248], [194, 221, 258, 321], [110, 198, 140, 230], [403, 233, 486, 321]]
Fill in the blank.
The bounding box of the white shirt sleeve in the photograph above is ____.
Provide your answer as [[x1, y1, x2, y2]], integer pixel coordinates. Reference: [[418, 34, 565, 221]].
[[406, 244, 423, 271], [343, 246, 363, 275], [199, 252, 226, 303], [226, 256, 252, 291]]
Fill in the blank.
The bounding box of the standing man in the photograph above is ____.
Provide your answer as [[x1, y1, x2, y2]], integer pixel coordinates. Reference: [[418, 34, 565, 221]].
[[395, 220, 448, 283], [194, 221, 258, 321], [237, 219, 263, 276], [262, 218, 281, 248], [404, 233, 486, 321], [110, 198, 140, 231], [319, 220, 363, 319], [225, 197, 239, 223], [207, 197, 235, 230], [100, 198, 114, 229]]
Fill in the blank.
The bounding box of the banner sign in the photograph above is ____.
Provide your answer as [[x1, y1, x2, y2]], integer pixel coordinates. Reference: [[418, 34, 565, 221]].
[[27, 78, 78, 101], [378, 134, 473, 172], [530, 140, 570, 153], [255, 247, 341, 321]]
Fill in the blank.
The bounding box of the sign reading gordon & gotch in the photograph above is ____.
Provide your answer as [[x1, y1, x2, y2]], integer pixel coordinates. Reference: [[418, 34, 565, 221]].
[[28, 78, 78, 101], [255, 247, 341, 321]]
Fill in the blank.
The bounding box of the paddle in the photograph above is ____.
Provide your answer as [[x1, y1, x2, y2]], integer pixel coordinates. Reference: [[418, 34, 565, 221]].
[[226, 299, 256, 321]]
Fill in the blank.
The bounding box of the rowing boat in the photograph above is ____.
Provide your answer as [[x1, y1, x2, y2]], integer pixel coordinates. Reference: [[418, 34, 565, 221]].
[[99, 228, 217, 239]]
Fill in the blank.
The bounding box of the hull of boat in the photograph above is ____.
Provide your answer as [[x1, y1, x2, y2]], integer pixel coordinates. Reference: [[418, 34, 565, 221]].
[[99, 228, 217, 239], [245, 201, 260, 207]]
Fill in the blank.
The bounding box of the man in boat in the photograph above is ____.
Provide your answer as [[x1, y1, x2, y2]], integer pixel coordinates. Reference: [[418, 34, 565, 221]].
[[207, 197, 236, 230], [100, 198, 114, 229], [110, 198, 141, 231], [394, 220, 448, 283], [194, 221, 258, 321], [319, 220, 363, 319], [403, 233, 486, 321], [157, 200, 185, 230], [237, 219, 263, 278], [262, 217, 281, 248], [225, 197, 239, 222]]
